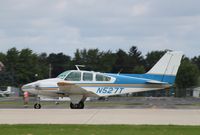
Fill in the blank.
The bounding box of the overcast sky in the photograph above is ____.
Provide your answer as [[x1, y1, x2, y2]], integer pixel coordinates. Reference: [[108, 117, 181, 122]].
[[0, 0, 199, 57]]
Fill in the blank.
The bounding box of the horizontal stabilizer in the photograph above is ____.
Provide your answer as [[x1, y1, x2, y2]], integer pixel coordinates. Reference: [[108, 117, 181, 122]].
[[146, 80, 167, 84]]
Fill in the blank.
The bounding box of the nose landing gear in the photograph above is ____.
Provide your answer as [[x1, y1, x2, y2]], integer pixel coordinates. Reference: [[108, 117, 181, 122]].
[[34, 96, 41, 109], [34, 103, 41, 109]]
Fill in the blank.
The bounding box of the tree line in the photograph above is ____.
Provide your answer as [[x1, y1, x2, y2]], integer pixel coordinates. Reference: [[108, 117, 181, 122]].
[[0, 46, 199, 96]]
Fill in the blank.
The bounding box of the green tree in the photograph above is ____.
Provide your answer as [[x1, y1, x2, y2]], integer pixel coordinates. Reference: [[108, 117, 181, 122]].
[[191, 55, 200, 86], [82, 48, 101, 71], [176, 57, 199, 88], [17, 48, 42, 84], [192, 55, 200, 70], [175, 57, 199, 97], [0, 52, 6, 71], [128, 46, 145, 73], [47, 53, 71, 77], [0, 52, 6, 63], [38, 53, 49, 79], [73, 48, 115, 72], [133, 65, 145, 74], [73, 49, 82, 65], [112, 49, 129, 73], [0, 71, 13, 86], [98, 50, 116, 72], [0, 48, 50, 86], [112, 46, 146, 73], [4, 48, 19, 86], [128, 46, 144, 65]]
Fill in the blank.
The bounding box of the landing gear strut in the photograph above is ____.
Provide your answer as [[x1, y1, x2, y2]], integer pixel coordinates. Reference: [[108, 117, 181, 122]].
[[70, 101, 84, 109], [34, 96, 41, 109]]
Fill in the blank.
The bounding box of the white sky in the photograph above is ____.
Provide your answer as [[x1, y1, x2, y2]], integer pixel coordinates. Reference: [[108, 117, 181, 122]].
[[0, 0, 199, 57]]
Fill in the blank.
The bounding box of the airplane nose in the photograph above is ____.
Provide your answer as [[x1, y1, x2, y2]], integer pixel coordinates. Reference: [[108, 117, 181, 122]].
[[22, 82, 40, 92]]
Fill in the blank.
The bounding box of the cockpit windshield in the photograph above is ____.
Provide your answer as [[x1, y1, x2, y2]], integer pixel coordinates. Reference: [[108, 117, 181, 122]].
[[57, 71, 71, 79], [65, 71, 81, 81]]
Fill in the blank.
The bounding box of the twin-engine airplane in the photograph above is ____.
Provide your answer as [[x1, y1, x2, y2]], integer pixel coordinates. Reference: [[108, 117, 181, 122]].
[[22, 51, 183, 109]]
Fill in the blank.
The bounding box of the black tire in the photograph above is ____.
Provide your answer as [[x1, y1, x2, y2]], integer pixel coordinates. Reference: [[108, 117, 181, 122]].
[[34, 103, 41, 109], [70, 102, 75, 109], [70, 102, 84, 109], [78, 101, 84, 109]]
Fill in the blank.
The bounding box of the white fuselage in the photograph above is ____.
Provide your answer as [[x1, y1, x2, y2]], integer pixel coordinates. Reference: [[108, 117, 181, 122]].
[[22, 77, 169, 98]]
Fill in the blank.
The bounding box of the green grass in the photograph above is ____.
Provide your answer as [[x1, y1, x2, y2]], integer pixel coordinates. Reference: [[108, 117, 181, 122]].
[[0, 125, 200, 135]]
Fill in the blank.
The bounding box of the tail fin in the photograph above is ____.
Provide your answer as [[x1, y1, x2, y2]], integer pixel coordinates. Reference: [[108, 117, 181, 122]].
[[146, 51, 183, 84]]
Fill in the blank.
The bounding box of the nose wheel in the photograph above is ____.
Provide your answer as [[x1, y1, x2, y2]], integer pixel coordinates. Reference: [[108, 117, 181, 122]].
[[34, 103, 41, 109], [70, 101, 84, 109], [34, 96, 41, 109]]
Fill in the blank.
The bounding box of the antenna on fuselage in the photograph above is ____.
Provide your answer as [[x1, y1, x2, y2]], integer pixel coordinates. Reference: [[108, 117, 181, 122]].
[[75, 65, 85, 71], [117, 68, 123, 75]]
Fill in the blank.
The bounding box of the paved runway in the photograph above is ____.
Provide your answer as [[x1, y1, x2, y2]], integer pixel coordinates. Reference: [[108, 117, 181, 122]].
[[0, 109, 200, 125]]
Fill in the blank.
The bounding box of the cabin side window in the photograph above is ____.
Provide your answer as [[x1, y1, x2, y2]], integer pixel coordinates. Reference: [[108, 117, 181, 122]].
[[95, 74, 111, 81], [83, 72, 93, 81], [65, 71, 81, 81]]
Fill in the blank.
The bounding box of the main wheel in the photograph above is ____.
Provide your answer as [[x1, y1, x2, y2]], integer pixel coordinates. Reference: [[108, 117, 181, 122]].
[[70, 102, 75, 109], [78, 101, 84, 109], [70, 102, 84, 109], [34, 103, 41, 109]]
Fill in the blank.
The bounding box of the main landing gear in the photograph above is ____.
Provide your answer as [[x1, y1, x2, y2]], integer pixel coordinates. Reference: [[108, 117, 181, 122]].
[[70, 101, 84, 109]]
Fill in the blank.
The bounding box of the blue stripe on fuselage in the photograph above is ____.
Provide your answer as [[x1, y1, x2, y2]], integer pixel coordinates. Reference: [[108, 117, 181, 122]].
[[107, 74, 149, 84], [107, 73, 176, 85]]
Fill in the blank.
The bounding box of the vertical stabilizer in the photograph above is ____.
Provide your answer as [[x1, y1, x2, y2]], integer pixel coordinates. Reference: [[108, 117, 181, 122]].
[[146, 51, 183, 83]]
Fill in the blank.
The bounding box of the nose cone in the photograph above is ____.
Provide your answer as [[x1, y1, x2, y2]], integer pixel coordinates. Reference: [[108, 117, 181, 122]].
[[22, 81, 40, 92]]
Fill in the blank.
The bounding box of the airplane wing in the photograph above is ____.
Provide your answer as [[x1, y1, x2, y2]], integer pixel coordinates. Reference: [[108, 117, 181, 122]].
[[57, 82, 98, 97]]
